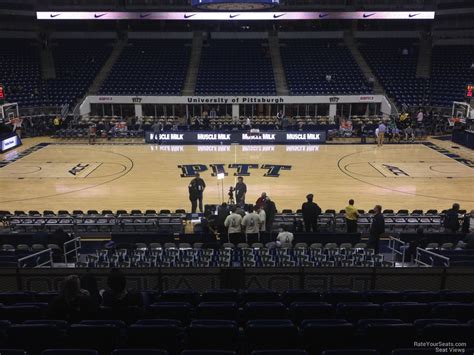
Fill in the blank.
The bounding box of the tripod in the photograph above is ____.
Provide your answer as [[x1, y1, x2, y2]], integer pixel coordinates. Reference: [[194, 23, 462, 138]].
[[228, 188, 235, 205]]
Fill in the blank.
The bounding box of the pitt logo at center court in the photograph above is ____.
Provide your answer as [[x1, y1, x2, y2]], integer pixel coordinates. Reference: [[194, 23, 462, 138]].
[[178, 164, 292, 178]]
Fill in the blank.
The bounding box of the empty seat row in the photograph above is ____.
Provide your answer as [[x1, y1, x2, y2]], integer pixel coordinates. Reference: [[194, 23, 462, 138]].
[[0, 319, 473, 354], [2, 349, 474, 355], [3, 301, 474, 324], [0, 209, 186, 217], [2, 289, 474, 306]]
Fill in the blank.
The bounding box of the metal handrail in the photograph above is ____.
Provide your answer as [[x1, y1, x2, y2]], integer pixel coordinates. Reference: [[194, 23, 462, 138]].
[[17, 248, 53, 268], [64, 237, 81, 264], [388, 236, 407, 266], [414, 247, 450, 267]]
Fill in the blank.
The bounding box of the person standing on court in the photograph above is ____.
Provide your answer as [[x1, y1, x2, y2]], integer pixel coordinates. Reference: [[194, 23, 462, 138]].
[[301, 194, 321, 232], [242, 205, 261, 244], [369, 205, 385, 254], [188, 173, 206, 213], [255, 192, 267, 209], [257, 205, 267, 235], [444, 203, 461, 233], [264, 197, 277, 233], [224, 205, 243, 244], [235, 176, 247, 207], [376, 120, 387, 147], [345, 199, 359, 233]]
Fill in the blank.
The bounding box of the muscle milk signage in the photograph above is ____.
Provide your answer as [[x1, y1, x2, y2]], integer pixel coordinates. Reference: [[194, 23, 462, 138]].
[[146, 131, 326, 144]]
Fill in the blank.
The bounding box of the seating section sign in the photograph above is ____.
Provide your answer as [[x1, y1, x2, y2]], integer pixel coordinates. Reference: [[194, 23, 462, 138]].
[[145, 131, 326, 144]]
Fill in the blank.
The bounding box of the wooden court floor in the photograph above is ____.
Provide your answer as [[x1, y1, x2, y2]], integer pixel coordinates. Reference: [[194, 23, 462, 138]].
[[0, 138, 473, 213]]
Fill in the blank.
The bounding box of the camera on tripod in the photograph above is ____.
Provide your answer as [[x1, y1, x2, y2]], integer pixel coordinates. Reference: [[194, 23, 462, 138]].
[[228, 186, 235, 204]]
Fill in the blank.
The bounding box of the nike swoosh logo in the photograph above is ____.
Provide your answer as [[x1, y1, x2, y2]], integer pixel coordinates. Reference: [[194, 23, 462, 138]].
[[319, 13, 329, 18], [229, 14, 240, 18], [50, 13, 61, 18], [273, 13, 286, 18], [140, 13, 150, 18], [363, 13, 376, 18], [184, 14, 196, 18], [94, 13, 107, 18], [409, 13, 420, 18]]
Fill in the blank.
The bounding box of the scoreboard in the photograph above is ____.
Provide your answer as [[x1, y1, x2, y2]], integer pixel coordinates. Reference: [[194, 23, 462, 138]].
[[0, 84, 4, 104], [466, 83, 474, 99]]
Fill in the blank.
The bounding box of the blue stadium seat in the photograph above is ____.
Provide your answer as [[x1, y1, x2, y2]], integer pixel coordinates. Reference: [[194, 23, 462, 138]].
[[79, 320, 126, 328], [281, 289, 320, 305], [421, 322, 474, 344], [112, 350, 168, 355], [125, 324, 183, 353], [362, 323, 416, 353], [402, 291, 440, 303], [196, 40, 276, 95], [251, 351, 308, 355], [431, 303, 474, 322], [281, 39, 372, 96], [100, 39, 191, 96], [356, 318, 405, 331], [323, 290, 365, 304], [147, 302, 192, 323], [391, 350, 445, 355], [201, 289, 239, 303], [196, 302, 238, 320], [383, 302, 431, 322], [245, 320, 298, 351], [301, 320, 355, 353], [322, 350, 378, 355], [365, 291, 403, 304], [7, 324, 64, 353], [158, 289, 200, 305], [358, 39, 429, 107], [0, 305, 43, 323], [0, 292, 35, 305], [290, 302, 335, 324], [181, 351, 236, 355], [42, 350, 99, 355], [244, 302, 288, 321], [439, 291, 474, 303], [413, 318, 459, 330], [23, 319, 68, 330], [337, 302, 383, 322], [241, 289, 280, 303], [68, 324, 121, 354], [186, 320, 238, 350], [135, 319, 182, 326]]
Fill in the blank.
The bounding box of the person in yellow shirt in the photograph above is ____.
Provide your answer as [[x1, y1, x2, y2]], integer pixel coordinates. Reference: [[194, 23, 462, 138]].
[[345, 199, 359, 233], [399, 112, 409, 122]]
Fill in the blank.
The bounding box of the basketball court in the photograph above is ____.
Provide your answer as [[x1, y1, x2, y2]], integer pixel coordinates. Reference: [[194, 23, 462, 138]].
[[1, 139, 473, 213]]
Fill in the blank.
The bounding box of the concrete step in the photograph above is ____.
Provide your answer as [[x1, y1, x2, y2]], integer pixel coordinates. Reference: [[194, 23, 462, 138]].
[[40, 47, 56, 80], [268, 33, 289, 96], [416, 34, 432, 79], [87, 39, 126, 95], [182, 32, 204, 95]]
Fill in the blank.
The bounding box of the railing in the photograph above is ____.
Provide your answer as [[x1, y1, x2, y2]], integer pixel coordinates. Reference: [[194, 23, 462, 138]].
[[19, 105, 63, 117], [414, 247, 450, 268], [64, 237, 81, 265], [388, 236, 407, 266], [17, 248, 54, 268]]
